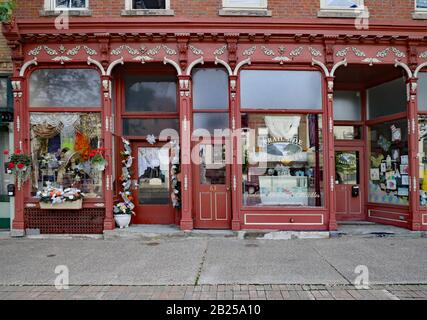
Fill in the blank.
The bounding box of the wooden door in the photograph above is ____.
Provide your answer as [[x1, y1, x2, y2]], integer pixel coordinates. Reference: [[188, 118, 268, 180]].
[[193, 143, 231, 229], [131, 142, 175, 224], [335, 147, 365, 221]]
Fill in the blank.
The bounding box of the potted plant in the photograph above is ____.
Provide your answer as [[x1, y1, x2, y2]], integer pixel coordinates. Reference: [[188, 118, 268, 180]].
[[89, 148, 107, 172], [113, 201, 134, 228], [4, 149, 32, 189], [37, 184, 84, 209]]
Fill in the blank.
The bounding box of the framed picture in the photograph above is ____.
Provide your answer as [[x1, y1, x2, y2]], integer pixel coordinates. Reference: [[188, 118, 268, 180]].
[[392, 149, 400, 161], [401, 155, 408, 165], [397, 187, 409, 197], [370, 168, 380, 181], [400, 165, 409, 175], [386, 179, 397, 190], [391, 126, 401, 142], [401, 175, 409, 185], [380, 162, 387, 173]]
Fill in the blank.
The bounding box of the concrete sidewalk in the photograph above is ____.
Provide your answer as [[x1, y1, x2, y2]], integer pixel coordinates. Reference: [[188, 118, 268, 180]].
[[0, 237, 426, 286]]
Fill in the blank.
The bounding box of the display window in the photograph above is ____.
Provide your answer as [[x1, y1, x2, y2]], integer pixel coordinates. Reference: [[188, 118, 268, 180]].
[[241, 113, 324, 207], [30, 113, 103, 198], [368, 119, 409, 205]]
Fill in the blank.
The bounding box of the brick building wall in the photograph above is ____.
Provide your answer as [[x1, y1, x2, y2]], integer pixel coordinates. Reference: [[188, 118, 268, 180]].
[[9, 0, 422, 21]]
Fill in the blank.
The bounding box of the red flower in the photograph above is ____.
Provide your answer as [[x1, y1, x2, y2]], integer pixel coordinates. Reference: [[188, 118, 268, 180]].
[[3, 150, 9, 155], [15, 149, 22, 154], [8, 162, 15, 169], [17, 163, 25, 169]]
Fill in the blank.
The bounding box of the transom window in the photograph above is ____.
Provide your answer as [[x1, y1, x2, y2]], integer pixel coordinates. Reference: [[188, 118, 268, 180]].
[[222, 0, 267, 9], [320, 0, 364, 9], [416, 0, 427, 10], [127, 0, 169, 10], [52, 0, 88, 9]]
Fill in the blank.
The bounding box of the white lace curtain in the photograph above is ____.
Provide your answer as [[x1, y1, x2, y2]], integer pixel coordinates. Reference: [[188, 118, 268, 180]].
[[264, 116, 300, 140]]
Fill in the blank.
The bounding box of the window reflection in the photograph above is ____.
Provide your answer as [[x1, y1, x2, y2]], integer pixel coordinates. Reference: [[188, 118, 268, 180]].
[[241, 114, 323, 207]]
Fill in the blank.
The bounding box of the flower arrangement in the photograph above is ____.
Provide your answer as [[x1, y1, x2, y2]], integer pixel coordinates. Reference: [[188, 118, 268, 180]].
[[37, 183, 84, 205], [89, 147, 107, 172], [4, 149, 32, 188], [113, 138, 135, 217]]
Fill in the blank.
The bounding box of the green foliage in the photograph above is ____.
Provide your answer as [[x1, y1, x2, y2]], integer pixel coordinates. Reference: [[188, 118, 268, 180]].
[[0, 0, 15, 23]]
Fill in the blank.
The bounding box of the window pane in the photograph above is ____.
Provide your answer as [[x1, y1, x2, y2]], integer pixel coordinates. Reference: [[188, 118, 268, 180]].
[[137, 147, 170, 205], [125, 75, 177, 112], [419, 115, 427, 207], [324, 0, 360, 8], [55, 0, 86, 8], [0, 125, 11, 196], [199, 144, 226, 185], [368, 77, 406, 119], [368, 118, 409, 205], [241, 113, 324, 207], [133, 0, 166, 9], [240, 70, 322, 109], [335, 151, 359, 185], [30, 113, 103, 198], [123, 118, 179, 136], [224, 0, 265, 8], [193, 68, 229, 110], [29, 69, 101, 107], [417, 0, 427, 9], [193, 113, 229, 134], [333, 91, 361, 121], [418, 73, 427, 111], [0, 78, 8, 109], [334, 125, 361, 140]]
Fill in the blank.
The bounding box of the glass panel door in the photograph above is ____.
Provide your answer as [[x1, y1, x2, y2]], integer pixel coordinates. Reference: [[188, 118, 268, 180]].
[[137, 147, 170, 205]]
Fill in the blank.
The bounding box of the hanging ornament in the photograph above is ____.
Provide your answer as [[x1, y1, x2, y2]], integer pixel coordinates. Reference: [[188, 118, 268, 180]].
[[146, 134, 156, 145]]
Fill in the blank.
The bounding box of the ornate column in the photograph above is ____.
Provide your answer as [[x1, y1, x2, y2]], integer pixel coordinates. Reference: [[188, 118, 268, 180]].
[[408, 77, 421, 230], [102, 75, 114, 230], [230, 74, 241, 230], [10, 75, 24, 236], [325, 75, 337, 231], [178, 75, 193, 230]]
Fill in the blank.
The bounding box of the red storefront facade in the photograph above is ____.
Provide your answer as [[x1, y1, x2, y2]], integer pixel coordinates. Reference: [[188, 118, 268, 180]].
[[3, 1, 427, 234]]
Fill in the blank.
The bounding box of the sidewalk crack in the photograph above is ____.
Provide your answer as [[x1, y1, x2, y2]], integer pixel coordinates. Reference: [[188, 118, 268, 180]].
[[310, 244, 353, 285], [194, 240, 208, 286]]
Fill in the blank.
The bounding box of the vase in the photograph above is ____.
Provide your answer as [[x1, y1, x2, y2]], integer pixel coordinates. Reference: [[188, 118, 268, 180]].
[[114, 214, 131, 229]]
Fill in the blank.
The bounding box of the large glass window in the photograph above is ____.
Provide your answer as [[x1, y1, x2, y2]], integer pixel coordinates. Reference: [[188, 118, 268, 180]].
[[241, 114, 323, 207], [368, 119, 409, 206], [29, 69, 101, 108], [0, 125, 11, 198], [333, 91, 361, 121], [30, 113, 103, 198], [122, 118, 179, 136], [240, 70, 322, 110], [418, 73, 427, 111], [125, 75, 177, 113], [367, 77, 406, 119], [193, 68, 229, 110], [418, 115, 427, 207]]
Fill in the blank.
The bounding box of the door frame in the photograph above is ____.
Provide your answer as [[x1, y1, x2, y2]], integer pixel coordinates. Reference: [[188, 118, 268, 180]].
[[334, 145, 367, 221], [192, 140, 232, 229]]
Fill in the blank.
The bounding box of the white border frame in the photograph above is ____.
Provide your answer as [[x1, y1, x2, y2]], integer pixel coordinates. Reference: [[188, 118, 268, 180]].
[[45, 0, 89, 11], [320, 0, 364, 11], [125, 0, 170, 10], [222, 0, 268, 10], [415, 0, 427, 12]]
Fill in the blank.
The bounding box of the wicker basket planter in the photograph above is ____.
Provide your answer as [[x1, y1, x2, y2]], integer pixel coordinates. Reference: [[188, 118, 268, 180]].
[[39, 199, 83, 210]]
